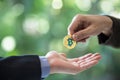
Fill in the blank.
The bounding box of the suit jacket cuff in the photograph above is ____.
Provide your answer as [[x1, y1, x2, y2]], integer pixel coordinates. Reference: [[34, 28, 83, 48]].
[[98, 15, 120, 48]]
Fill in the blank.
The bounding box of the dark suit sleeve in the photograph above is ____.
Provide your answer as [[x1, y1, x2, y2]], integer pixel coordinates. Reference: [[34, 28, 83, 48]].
[[98, 16, 120, 48], [0, 55, 42, 80]]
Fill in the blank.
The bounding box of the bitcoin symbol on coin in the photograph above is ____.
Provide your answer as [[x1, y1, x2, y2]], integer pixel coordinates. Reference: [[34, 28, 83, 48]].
[[63, 35, 76, 49]]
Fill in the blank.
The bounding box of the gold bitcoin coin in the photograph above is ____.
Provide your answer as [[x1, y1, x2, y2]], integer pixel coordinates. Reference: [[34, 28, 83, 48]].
[[63, 35, 76, 49]]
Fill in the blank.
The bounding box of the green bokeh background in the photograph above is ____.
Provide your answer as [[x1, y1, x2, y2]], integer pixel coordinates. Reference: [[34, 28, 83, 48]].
[[0, 0, 120, 80]]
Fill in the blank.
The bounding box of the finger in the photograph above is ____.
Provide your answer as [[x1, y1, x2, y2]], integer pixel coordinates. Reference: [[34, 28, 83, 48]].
[[84, 53, 101, 61], [59, 53, 68, 61], [79, 53, 93, 60], [68, 58, 79, 62], [77, 37, 89, 42], [86, 55, 101, 62], [69, 53, 93, 63], [47, 51, 58, 54], [78, 53, 101, 64], [60, 53, 67, 57], [80, 60, 98, 67], [46, 51, 58, 57], [79, 60, 98, 71], [80, 39, 86, 42], [77, 53, 93, 64], [78, 55, 101, 65], [68, 15, 84, 35], [73, 25, 95, 42]]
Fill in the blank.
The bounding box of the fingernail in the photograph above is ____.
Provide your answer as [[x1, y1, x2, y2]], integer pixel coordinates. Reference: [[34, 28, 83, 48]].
[[73, 34, 78, 41]]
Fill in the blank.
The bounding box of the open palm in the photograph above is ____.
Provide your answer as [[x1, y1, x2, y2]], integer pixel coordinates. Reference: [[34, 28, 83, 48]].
[[46, 51, 101, 74]]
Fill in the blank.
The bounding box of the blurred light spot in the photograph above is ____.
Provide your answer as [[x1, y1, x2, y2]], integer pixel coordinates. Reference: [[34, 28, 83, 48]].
[[110, 12, 120, 18], [3, 4, 24, 26], [52, 0, 63, 9], [23, 17, 40, 35], [100, 1, 113, 13], [75, 0, 91, 11], [12, 4, 24, 16], [38, 19, 50, 34], [114, 0, 120, 4], [1, 36, 16, 52], [23, 16, 49, 36], [50, 9, 61, 15]]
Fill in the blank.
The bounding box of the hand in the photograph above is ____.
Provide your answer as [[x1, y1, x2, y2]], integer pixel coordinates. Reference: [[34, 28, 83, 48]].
[[45, 51, 101, 75], [68, 14, 113, 42]]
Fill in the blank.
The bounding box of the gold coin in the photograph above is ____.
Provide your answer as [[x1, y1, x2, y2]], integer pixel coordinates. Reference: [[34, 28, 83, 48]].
[[63, 35, 76, 49]]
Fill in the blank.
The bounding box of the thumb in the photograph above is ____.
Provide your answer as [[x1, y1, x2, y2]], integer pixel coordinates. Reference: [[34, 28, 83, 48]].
[[73, 26, 94, 42], [60, 53, 66, 57]]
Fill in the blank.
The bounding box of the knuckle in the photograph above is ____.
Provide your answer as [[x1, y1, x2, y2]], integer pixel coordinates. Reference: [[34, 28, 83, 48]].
[[68, 26, 72, 31], [75, 14, 80, 18], [48, 51, 57, 55], [72, 14, 80, 21], [75, 14, 84, 20], [73, 14, 81, 20]]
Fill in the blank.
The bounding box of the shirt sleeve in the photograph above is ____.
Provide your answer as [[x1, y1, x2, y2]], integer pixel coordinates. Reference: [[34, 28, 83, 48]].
[[39, 56, 50, 78], [98, 15, 120, 48]]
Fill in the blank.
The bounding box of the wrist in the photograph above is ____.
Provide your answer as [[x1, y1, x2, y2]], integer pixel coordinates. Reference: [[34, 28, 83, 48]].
[[46, 57, 55, 74], [102, 16, 113, 36], [45, 52, 58, 74]]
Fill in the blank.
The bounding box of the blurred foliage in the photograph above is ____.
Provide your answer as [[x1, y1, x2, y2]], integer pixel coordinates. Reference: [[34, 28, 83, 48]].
[[0, 0, 120, 80]]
